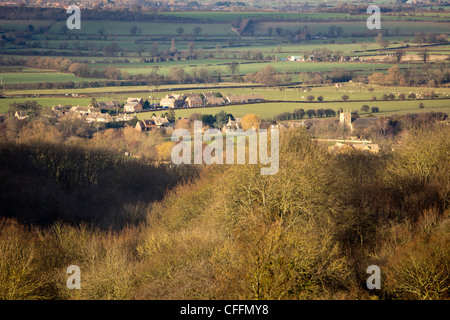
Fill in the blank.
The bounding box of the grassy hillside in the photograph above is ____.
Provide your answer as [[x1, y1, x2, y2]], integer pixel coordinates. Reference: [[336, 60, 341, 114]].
[[139, 99, 450, 120], [0, 72, 98, 84], [0, 125, 448, 300], [2, 84, 449, 116]]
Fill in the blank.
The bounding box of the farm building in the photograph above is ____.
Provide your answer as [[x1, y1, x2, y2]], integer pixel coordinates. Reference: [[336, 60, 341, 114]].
[[51, 105, 70, 117], [97, 100, 121, 110], [160, 96, 177, 108], [160, 94, 185, 108], [244, 93, 265, 103], [328, 142, 379, 154], [226, 94, 265, 104], [70, 106, 101, 116], [116, 113, 134, 122], [126, 98, 144, 105], [185, 96, 204, 108], [226, 95, 245, 104], [203, 92, 221, 99], [86, 113, 113, 123], [152, 116, 170, 128], [288, 55, 304, 62], [124, 101, 143, 113], [205, 96, 226, 106], [222, 116, 241, 132]]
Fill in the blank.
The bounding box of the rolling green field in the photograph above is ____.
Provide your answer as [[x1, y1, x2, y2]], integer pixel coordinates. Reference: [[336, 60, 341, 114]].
[[161, 12, 419, 22], [1, 61, 410, 88], [0, 19, 55, 30], [138, 99, 450, 120], [157, 12, 357, 22], [2, 84, 448, 118], [2, 82, 258, 96], [0, 88, 450, 119], [0, 97, 94, 113], [49, 21, 234, 36], [218, 85, 450, 102], [158, 11, 450, 22], [91, 59, 253, 68], [222, 41, 384, 55], [254, 20, 450, 36], [112, 61, 407, 76]]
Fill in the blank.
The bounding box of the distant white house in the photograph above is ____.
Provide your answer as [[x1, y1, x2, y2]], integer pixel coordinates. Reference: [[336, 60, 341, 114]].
[[14, 111, 28, 120], [70, 106, 101, 116], [160, 94, 185, 108], [152, 116, 169, 128], [124, 101, 143, 113], [86, 113, 113, 123], [222, 116, 241, 132], [97, 100, 120, 110], [126, 97, 144, 105], [115, 113, 134, 122]]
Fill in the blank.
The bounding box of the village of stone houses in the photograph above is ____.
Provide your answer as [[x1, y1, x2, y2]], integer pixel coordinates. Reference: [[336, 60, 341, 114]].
[[45, 92, 266, 135], [25, 89, 441, 156]]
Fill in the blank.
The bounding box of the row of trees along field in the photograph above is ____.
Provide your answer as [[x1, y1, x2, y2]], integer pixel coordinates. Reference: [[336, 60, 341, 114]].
[[1, 3, 442, 23], [2, 54, 448, 91], [4, 30, 448, 59]]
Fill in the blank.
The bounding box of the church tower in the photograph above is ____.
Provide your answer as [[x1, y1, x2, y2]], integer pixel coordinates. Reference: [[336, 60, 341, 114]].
[[340, 110, 353, 132]]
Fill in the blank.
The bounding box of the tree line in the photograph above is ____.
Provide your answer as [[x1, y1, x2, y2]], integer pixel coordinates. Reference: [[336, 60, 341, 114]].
[[0, 6, 201, 23], [3, 56, 449, 91], [272, 108, 337, 122], [369, 64, 450, 87], [1, 122, 448, 300]]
